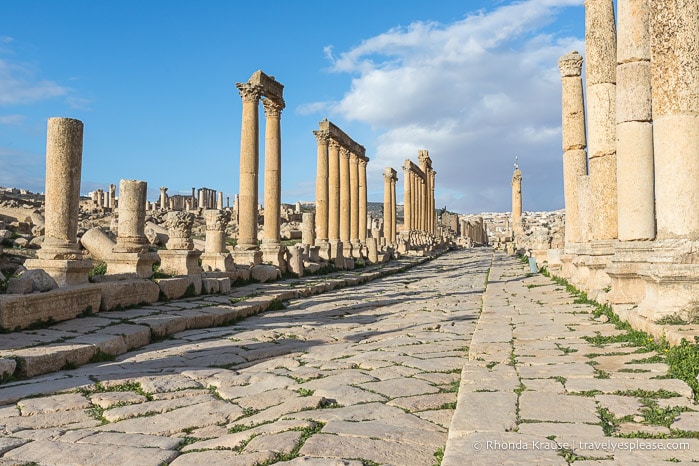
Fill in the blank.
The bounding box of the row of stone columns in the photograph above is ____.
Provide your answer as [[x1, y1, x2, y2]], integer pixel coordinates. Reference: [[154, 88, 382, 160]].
[[558, 0, 699, 318], [313, 119, 369, 262], [402, 153, 436, 235]]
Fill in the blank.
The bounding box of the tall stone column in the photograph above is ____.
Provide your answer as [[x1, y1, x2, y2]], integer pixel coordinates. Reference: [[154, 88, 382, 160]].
[[349, 153, 360, 245], [585, 0, 618, 241], [198, 189, 204, 210], [358, 157, 368, 242], [403, 163, 412, 233], [314, 130, 330, 243], [109, 184, 116, 209], [559, 51, 589, 246], [511, 168, 523, 236], [429, 170, 436, 234], [26, 117, 92, 285], [328, 140, 341, 242], [262, 98, 284, 245], [217, 192, 224, 210], [383, 168, 392, 243], [617, 0, 654, 241], [159, 187, 168, 210], [391, 174, 397, 242], [235, 82, 262, 251], [339, 147, 351, 245], [650, 0, 699, 240]]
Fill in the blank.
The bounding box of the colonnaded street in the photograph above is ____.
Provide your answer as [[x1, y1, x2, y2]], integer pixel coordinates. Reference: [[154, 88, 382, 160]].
[[0, 249, 698, 465]]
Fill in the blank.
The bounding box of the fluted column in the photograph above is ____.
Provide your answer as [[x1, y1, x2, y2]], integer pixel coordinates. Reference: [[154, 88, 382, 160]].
[[328, 140, 341, 242], [585, 0, 618, 240], [314, 130, 330, 243], [359, 157, 368, 242], [349, 153, 359, 243], [262, 97, 284, 245], [650, 0, 699, 239], [236, 82, 262, 250], [559, 51, 589, 245], [339, 147, 351, 243]]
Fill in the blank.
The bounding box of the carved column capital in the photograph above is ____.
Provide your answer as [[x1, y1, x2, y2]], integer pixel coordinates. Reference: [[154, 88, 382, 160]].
[[313, 130, 330, 145], [204, 209, 231, 232], [339, 146, 350, 159], [165, 211, 195, 250], [262, 97, 285, 118], [558, 51, 584, 78], [236, 82, 263, 103]]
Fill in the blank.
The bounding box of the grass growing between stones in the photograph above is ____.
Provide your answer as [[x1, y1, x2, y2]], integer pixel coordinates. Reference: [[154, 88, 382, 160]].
[[543, 271, 699, 402]]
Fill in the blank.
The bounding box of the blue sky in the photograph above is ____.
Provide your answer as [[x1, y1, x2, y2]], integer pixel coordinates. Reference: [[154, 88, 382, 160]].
[[0, 0, 585, 214]]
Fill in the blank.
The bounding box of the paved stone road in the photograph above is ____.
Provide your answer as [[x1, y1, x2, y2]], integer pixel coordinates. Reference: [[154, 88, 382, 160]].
[[1, 249, 698, 465]]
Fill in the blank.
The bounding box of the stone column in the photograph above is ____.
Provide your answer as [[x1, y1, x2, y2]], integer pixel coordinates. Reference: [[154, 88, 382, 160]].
[[26, 117, 92, 285], [314, 129, 330, 243], [262, 97, 284, 246], [328, 140, 341, 243], [114, 179, 149, 253], [429, 170, 436, 234], [159, 187, 167, 210], [403, 163, 412, 233], [383, 168, 392, 243], [511, 168, 523, 236], [302, 212, 315, 246], [559, 51, 589, 245], [349, 153, 359, 245], [585, 0, 618, 241], [616, 0, 654, 241], [391, 173, 397, 242], [197, 189, 204, 210], [109, 184, 116, 209], [650, 0, 699, 239], [217, 192, 224, 210], [358, 157, 368, 242], [235, 82, 262, 251], [339, 147, 351, 244]]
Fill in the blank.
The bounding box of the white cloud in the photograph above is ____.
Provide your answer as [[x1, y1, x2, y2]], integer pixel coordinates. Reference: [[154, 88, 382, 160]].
[[314, 0, 584, 213], [0, 58, 69, 106]]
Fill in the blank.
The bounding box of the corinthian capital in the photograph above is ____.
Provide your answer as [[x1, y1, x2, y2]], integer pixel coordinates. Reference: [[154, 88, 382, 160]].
[[165, 211, 195, 250], [262, 97, 285, 118], [313, 130, 330, 145], [236, 82, 263, 103], [558, 51, 584, 78], [339, 147, 350, 159], [204, 209, 231, 232]]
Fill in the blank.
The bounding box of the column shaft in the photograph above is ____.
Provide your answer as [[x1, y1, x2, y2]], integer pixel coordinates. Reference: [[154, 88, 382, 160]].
[[339, 148, 351, 242], [263, 98, 283, 244], [358, 158, 367, 241], [236, 83, 262, 250], [314, 130, 329, 242], [349, 154, 359, 242], [328, 140, 341, 241], [403, 166, 412, 232]]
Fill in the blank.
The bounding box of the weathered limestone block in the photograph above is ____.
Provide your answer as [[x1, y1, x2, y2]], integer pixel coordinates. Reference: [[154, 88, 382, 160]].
[[0, 284, 101, 331], [287, 245, 304, 277], [366, 237, 378, 264], [11, 269, 58, 293], [156, 275, 202, 301], [80, 227, 116, 261], [96, 279, 160, 311], [251, 264, 281, 283], [201, 278, 220, 294]]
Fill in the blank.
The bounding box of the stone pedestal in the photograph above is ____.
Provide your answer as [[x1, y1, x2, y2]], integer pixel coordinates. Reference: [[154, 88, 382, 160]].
[[261, 244, 286, 272], [316, 241, 331, 262], [106, 251, 159, 278], [366, 237, 378, 264], [200, 253, 235, 273], [232, 249, 262, 267], [330, 240, 344, 269], [606, 241, 655, 306], [23, 259, 93, 288], [159, 249, 202, 276]]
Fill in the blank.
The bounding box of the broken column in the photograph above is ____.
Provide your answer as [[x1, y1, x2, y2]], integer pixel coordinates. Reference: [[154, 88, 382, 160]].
[[25, 117, 92, 286], [108, 179, 158, 277], [159, 187, 168, 210], [200, 209, 235, 273]]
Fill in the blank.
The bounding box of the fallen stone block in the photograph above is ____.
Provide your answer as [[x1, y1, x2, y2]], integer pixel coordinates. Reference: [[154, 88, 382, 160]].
[[97, 279, 160, 311]]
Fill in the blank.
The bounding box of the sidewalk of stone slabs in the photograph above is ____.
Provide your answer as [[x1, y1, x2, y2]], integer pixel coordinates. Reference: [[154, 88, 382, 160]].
[[0, 253, 437, 385], [443, 253, 699, 465]]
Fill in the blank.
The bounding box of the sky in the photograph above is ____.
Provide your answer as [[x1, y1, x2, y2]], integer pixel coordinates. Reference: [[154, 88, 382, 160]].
[[0, 0, 585, 214]]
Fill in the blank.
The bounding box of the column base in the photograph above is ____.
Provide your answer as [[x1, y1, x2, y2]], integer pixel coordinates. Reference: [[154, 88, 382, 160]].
[[366, 238, 378, 264], [24, 258, 93, 287], [342, 241, 354, 261], [261, 244, 287, 272], [105, 252, 159, 279], [200, 252, 235, 273], [351, 241, 362, 259], [158, 249, 203, 276], [232, 249, 263, 266], [316, 241, 332, 261], [606, 241, 655, 305]]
